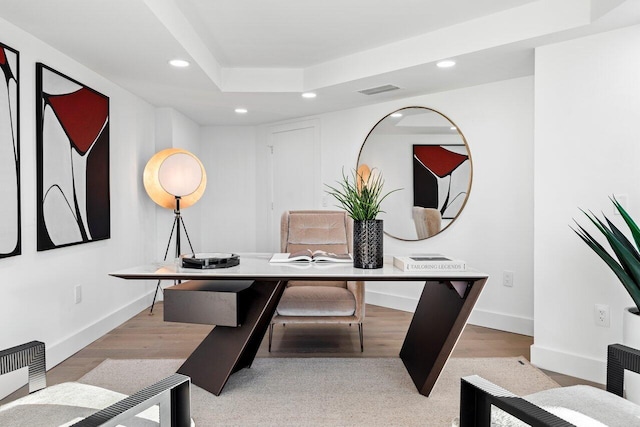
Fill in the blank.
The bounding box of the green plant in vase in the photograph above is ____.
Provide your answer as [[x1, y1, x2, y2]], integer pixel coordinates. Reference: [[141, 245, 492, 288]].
[[325, 167, 400, 268], [573, 197, 640, 402], [572, 196, 640, 311]]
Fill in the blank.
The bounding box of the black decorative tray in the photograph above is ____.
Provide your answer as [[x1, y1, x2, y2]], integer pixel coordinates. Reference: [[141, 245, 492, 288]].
[[180, 253, 240, 269]]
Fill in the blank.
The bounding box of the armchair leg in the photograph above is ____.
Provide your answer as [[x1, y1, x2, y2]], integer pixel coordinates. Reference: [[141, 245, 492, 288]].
[[268, 323, 274, 352], [358, 323, 364, 352]]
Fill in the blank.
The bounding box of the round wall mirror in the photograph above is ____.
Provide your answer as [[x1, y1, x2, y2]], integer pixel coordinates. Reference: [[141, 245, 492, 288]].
[[357, 106, 472, 241]]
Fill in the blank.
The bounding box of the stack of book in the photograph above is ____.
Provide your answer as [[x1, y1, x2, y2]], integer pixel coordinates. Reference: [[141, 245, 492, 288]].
[[393, 254, 466, 272]]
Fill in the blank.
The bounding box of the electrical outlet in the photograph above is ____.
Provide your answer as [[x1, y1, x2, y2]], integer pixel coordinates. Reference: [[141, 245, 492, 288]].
[[74, 285, 82, 304], [594, 304, 610, 327], [503, 271, 514, 287]]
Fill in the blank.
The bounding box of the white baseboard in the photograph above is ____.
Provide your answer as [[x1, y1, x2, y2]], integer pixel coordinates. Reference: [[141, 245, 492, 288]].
[[47, 291, 155, 369], [531, 344, 606, 385], [365, 290, 534, 336], [365, 290, 417, 313], [0, 291, 154, 400], [467, 309, 534, 336]]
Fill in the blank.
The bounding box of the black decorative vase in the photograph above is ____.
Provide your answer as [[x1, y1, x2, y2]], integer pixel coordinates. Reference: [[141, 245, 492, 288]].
[[353, 219, 384, 269]]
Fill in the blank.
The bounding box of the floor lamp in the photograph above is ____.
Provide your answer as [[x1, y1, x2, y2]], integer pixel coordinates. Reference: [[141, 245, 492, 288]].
[[143, 148, 207, 314]]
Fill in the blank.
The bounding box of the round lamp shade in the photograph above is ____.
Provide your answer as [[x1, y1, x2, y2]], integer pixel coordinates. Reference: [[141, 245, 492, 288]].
[[158, 153, 202, 197], [143, 148, 207, 209]]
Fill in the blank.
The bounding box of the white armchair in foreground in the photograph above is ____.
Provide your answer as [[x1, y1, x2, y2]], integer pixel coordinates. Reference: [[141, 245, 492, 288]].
[[0, 341, 192, 426], [459, 344, 640, 426]]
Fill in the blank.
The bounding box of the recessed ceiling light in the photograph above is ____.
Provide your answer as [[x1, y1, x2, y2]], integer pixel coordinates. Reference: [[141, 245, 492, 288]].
[[390, 113, 403, 118], [235, 108, 248, 114], [436, 60, 456, 68], [302, 92, 317, 99], [169, 59, 190, 68]]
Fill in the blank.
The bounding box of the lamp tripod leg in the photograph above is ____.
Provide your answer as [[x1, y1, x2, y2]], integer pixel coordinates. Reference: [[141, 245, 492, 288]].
[[149, 280, 163, 314], [178, 216, 196, 255], [163, 216, 179, 261], [149, 216, 181, 315]]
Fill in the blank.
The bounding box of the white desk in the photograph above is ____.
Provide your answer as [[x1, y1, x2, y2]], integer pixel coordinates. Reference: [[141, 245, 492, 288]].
[[111, 253, 488, 396]]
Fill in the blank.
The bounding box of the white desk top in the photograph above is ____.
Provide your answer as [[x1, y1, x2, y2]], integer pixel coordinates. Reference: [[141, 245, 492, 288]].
[[110, 253, 488, 282]]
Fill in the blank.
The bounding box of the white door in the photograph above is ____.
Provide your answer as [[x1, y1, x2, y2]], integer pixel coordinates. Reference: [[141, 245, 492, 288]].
[[267, 120, 320, 251]]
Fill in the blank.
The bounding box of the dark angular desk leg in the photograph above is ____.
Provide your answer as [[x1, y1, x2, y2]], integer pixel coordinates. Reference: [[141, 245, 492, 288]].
[[177, 280, 285, 395], [400, 277, 487, 396]]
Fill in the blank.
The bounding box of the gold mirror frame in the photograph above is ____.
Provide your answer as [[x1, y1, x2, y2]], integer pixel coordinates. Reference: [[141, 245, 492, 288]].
[[357, 106, 473, 241]]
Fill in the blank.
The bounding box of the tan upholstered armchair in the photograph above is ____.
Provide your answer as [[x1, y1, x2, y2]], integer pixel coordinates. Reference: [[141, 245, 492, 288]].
[[412, 207, 442, 239], [269, 210, 365, 351]]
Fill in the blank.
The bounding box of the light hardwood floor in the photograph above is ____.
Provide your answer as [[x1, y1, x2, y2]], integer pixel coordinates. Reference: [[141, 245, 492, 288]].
[[2, 303, 598, 404]]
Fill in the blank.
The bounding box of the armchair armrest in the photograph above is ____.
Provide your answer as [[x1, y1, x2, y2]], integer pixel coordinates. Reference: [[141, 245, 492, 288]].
[[606, 343, 640, 397], [0, 340, 46, 393], [459, 375, 573, 427], [71, 373, 191, 427], [459, 344, 640, 427], [1, 341, 192, 426]]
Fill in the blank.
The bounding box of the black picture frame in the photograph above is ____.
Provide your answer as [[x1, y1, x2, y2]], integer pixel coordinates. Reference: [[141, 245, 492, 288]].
[[36, 63, 110, 251], [0, 41, 20, 259]]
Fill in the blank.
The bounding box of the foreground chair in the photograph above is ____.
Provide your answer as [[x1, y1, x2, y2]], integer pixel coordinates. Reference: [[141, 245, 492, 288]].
[[459, 343, 640, 426], [0, 341, 192, 426], [269, 210, 365, 352]]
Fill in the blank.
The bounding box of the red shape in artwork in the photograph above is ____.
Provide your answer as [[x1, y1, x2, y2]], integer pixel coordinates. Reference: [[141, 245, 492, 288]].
[[414, 145, 468, 178], [0, 48, 6, 65], [47, 87, 108, 155]]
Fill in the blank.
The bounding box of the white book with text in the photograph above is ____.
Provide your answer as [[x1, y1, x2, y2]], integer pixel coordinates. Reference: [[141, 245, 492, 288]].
[[393, 254, 466, 272]]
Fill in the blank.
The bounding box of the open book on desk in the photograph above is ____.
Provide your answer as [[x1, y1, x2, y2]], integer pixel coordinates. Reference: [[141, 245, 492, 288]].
[[269, 250, 353, 263]]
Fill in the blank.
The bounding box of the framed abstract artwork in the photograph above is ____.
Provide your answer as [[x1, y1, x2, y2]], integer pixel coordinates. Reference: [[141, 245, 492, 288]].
[[0, 42, 20, 258], [36, 63, 110, 251], [0, 43, 22, 258], [413, 144, 470, 220]]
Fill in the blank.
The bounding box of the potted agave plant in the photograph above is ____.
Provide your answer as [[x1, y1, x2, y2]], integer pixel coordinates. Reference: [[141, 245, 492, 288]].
[[325, 166, 399, 269], [572, 196, 640, 402]]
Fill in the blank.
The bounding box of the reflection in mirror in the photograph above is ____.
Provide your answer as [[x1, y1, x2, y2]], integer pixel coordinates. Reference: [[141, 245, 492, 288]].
[[357, 107, 472, 241]]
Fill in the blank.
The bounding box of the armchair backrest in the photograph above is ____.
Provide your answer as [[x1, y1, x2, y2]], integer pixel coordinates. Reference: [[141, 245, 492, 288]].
[[281, 210, 352, 288], [281, 210, 352, 254], [412, 207, 442, 239]]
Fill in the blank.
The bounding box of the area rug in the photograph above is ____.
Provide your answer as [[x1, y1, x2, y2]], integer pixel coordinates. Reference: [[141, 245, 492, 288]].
[[79, 357, 559, 427]]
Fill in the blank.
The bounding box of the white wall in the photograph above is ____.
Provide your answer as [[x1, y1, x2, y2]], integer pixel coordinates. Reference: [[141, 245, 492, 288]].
[[532, 24, 640, 384], [198, 126, 258, 253], [231, 76, 535, 335], [0, 17, 159, 397]]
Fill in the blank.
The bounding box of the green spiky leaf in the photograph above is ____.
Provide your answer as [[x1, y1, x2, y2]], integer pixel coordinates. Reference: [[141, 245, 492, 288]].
[[324, 168, 401, 221], [572, 198, 640, 311], [612, 196, 640, 251]]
